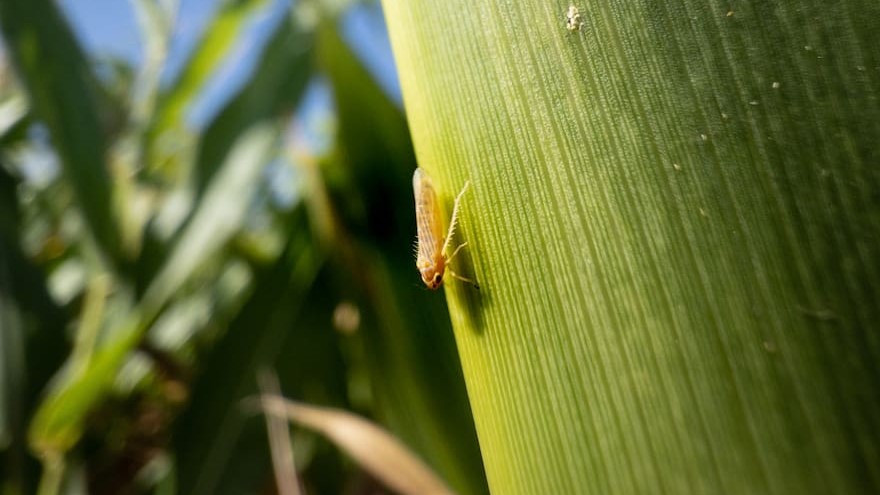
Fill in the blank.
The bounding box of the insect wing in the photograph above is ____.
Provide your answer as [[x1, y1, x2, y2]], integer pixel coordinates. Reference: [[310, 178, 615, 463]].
[[413, 168, 445, 266]]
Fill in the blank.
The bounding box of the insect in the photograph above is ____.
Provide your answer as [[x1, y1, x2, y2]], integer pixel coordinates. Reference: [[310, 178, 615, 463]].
[[566, 5, 583, 31], [413, 168, 478, 290]]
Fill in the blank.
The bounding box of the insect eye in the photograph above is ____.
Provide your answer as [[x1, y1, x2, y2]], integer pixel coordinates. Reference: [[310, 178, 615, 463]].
[[433, 274, 442, 283]]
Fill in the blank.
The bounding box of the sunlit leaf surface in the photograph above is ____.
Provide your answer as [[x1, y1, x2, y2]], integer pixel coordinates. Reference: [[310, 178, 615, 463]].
[[383, 0, 880, 493]]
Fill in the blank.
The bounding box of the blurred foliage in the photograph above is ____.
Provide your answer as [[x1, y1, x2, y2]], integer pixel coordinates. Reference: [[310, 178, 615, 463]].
[[0, 0, 486, 494]]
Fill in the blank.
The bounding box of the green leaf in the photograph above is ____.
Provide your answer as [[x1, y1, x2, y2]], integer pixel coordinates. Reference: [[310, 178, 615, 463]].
[[142, 123, 278, 314], [0, 94, 29, 145], [0, 179, 28, 492], [317, 25, 488, 495], [148, 0, 270, 181], [172, 213, 331, 495], [27, 316, 142, 456], [27, 122, 277, 460], [193, 15, 313, 196], [136, 12, 312, 292], [0, 164, 67, 495], [383, 0, 880, 493], [0, 0, 123, 261]]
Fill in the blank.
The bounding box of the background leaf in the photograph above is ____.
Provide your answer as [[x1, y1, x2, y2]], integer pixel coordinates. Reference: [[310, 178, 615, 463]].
[[192, 16, 312, 196], [172, 214, 328, 495], [147, 0, 270, 182], [0, 0, 123, 262], [260, 396, 455, 495], [142, 122, 278, 313], [0, 162, 68, 495], [27, 121, 278, 460]]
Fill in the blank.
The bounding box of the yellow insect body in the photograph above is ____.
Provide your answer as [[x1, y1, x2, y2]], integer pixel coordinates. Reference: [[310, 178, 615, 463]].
[[413, 168, 476, 290]]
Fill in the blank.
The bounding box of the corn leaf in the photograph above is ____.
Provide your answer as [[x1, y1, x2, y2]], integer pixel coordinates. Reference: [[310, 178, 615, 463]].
[[147, 0, 269, 181], [27, 123, 277, 458], [382, 1, 880, 493], [192, 16, 312, 196], [0, 0, 122, 261], [172, 214, 328, 495], [261, 396, 455, 495], [0, 163, 67, 495]]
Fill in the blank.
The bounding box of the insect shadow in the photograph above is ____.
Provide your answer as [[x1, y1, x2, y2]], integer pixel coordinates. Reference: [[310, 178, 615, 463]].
[[442, 205, 488, 335], [455, 255, 488, 335]]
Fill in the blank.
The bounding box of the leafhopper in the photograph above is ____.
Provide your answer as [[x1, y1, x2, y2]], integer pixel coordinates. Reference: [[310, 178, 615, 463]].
[[413, 168, 478, 290]]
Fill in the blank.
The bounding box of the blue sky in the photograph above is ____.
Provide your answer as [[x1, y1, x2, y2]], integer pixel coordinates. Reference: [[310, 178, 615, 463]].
[[58, 0, 149, 67], [56, 0, 402, 126]]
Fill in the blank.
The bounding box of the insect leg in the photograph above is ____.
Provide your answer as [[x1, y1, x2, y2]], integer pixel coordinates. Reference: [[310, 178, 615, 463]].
[[448, 269, 479, 289], [441, 180, 470, 256], [446, 242, 468, 263]]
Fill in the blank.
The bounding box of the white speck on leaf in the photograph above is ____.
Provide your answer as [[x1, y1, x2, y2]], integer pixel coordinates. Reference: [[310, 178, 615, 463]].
[[566, 5, 583, 31]]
